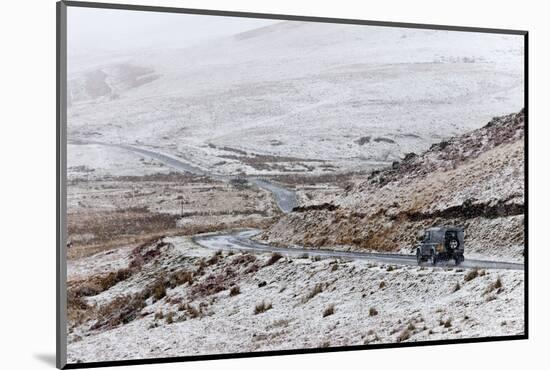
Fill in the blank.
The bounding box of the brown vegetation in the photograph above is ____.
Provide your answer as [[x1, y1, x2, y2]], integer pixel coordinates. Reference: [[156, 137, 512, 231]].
[[254, 301, 273, 315]]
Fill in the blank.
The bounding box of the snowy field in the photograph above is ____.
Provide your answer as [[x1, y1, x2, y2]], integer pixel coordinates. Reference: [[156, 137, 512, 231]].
[[67, 21, 524, 176]]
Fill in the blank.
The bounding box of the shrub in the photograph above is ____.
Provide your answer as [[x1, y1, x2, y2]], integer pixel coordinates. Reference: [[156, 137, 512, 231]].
[[323, 304, 335, 317], [254, 301, 272, 314], [265, 252, 283, 266], [484, 276, 503, 295], [185, 304, 201, 318], [464, 269, 479, 282], [495, 276, 503, 289], [151, 281, 167, 302], [154, 310, 164, 320], [369, 307, 378, 316], [92, 294, 146, 330], [303, 284, 323, 303], [165, 312, 175, 324], [230, 286, 240, 296], [190, 268, 236, 298], [168, 270, 193, 288], [397, 329, 411, 342], [207, 255, 220, 266]]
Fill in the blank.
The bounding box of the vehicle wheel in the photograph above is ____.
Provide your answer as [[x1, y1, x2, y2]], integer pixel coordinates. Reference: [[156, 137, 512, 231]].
[[431, 252, 437, 266], [416, 250, 422, 265]]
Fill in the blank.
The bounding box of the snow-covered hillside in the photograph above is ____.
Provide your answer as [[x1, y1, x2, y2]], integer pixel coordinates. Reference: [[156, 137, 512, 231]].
[[67, 21, 524, 175], [67, 235, 524, 363], [260, 110, 525, 261]]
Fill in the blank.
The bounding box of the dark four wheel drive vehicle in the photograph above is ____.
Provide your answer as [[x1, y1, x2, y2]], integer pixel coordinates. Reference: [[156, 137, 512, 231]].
[[416, 226, 465, 266]]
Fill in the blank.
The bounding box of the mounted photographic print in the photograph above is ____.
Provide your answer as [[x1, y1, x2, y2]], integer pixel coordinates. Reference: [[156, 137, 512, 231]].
[[56, 1, 528, 368]]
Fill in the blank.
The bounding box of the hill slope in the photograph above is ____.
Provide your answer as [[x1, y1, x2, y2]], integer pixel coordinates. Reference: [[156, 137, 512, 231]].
[[67, 21, 524, 175], [260, 110, 525, 261]]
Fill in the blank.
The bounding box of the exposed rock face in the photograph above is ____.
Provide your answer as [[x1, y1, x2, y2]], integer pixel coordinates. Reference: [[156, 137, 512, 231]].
[[260, 110, 525, 261]]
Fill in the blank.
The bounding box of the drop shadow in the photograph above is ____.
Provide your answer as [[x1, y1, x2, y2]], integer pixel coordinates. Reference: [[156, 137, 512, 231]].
[[34, 353, 56, 367]]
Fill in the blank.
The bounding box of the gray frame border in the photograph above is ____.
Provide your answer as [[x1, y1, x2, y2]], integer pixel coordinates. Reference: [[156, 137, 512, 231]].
[[56, 1, 528, 369], [56, 1, 68, 369]]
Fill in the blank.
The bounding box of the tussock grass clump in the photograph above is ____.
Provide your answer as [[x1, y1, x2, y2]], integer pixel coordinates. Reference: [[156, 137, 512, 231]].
[[302, 283, 323, 303], [154, 310, 164, 320], [254, 301, 272, 315], [397, 329, 411, 342], [265, 252, 283, 267], [323, 304, 335, 317], [244, 263, 260, 274], [150, 280, 167, 302], [68, 267, 134, 300], [484, 276, 503, 295], [177, 303, 201, 318], [231, 253, 256, 266], [267, 319, 290, 329], [464, 269, 479, 282], [230, 286, 240, 296], [495, 276, 503, 289], [452, 282, 461, 293], [369, 307, 378, 316], [92, 294, 146, 330], [168, 270, 193, 288], [190, 267, 236, 298], [186, 304, 201, 318], [165, 311, 175, 324]]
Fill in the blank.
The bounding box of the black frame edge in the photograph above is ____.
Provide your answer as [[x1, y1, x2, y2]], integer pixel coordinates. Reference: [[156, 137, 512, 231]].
[[523, 32, 529, 339], [63, 335, 527, 369]]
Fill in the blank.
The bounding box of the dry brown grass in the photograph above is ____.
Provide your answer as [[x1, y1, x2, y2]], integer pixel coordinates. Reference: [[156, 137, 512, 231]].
[[464, 269, 479, 282], [229, 286, 241, 296], [68, 208, 277, 260], [254, 301, 273, 315], [264, 252, 283, 267], [397, 329, 411, 342], [190, 267, 237, 298], [452, 282, 461, 293], [302, 284, 323, 303], [91, 294, 146, 330], [323, 304, 335, 317]]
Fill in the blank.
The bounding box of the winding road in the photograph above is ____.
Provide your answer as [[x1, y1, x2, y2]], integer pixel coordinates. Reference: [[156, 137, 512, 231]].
[[75, 140, 524, 271], [193, 229, 524, 271], [78, 141, 298, 213]]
